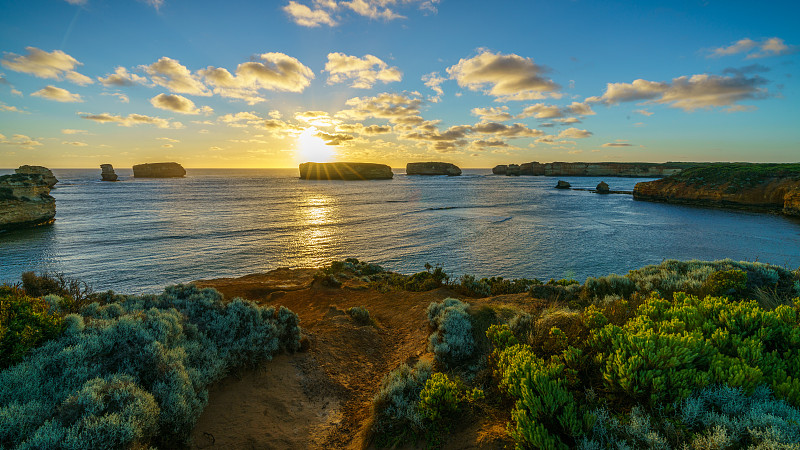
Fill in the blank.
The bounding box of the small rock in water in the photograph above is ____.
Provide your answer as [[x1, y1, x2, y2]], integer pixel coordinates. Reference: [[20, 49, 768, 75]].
[[596, 181, 610, 193], [556, 180, 571, 189], [101, 164, 118, 181]]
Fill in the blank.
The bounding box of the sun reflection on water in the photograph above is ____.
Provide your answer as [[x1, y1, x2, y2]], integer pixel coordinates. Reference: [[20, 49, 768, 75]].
[[284, 194, 342, 267]]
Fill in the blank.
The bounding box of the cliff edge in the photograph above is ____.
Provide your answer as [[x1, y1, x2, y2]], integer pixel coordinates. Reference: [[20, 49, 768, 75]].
[[0, 173, 56, 231], [299, 162, 393, 180], [132, 162, 186, 178], [633, 163, 800, 216], [15, 165, 58, 187]]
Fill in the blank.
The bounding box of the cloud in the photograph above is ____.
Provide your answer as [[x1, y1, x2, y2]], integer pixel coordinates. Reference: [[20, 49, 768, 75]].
[[316, 130, 354, 145], [144, 57, 210, 95], [558, 127, 592, 139], [602, 142, 633, 147], [553, 117, 580, 124], [633, 109, 653, 116], [325, 52, 402, 89], [422, 72, 446, 100], [446, 50, 559, 102], [0, 102, 27, 113], [283, 1, 337, 27], [150, 93, 212, 114], [471, 106, 511, 121], [722, 64, 770, 76], [158, 137, 179, 143], [61, 129, 88, 134], [517, 101, 594, 119], [102, 92, 130, 103], [295, 110, 341, 127], [1, 47, 91, 85], [342, 0, 404, 20], [587, 79, 668, 104], [143, 0, 164, 11], [80, 112, 183, 128], [65, 0, 88, 5], [98, 66, 149, 86], [62, 141, 88, 146], [336, 92, 423, 122], [709, 37, 794, 59], [1, 134, 42, 149], [471, 122, 543, 137], [199, 53, 314, 104], [31, 85, 83, 102]]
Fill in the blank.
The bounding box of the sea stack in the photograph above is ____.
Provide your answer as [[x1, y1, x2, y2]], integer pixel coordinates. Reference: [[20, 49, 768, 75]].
[[0, 173, 56, 232], [506, 164, 521, 176], [299, 162, 393, 180], [132, 162, 186, 178], [556, 180, 571, 189], [596, 181, 610, 194], [406, 162, 462, 176], [492, 165, 508, 175], [101, 164, 118, 181], [15, 165, 58, 188]]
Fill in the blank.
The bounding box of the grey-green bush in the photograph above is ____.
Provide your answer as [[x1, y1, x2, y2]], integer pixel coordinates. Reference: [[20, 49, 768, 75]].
[[426, 298, 475, 368], [0, 284, 301, 449], [371, 360, 433, 445]]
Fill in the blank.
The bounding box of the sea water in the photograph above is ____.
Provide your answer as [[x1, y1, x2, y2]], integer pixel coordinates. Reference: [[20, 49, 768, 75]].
[[1, 168, 799, 294]]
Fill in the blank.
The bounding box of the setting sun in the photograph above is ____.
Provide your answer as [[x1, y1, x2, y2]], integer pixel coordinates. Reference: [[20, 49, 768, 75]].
[[296, 127, 336, 163]]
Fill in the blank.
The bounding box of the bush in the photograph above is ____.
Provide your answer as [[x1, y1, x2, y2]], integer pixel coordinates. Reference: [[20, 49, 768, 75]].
[[0, 284, 301, 448], [347, 306, 372, 325], [0, 285, 63, 369], [700, 268, 747, 297], [427, 298, 475, 368], [371, 360, 433, 446], [21, 272, 93, 309], [454, 275, 542, 297]]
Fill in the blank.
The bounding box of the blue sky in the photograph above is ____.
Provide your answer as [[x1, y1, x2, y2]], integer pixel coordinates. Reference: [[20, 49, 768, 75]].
[[1, 0, 798, 168]]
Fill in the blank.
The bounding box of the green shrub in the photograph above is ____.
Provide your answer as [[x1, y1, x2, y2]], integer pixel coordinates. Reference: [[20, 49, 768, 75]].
[[0, 284, 301, 448], [371, 360, 433, 446], [347, 306, 372, 325], [591, 293, 800, 408], [454, 275, 543, 297], [0, 285, 63, 369], [427, 298, 475, 368], [405, 265, 449, 292], [21, 272, 93, 309], [701, 269, 748, 297]]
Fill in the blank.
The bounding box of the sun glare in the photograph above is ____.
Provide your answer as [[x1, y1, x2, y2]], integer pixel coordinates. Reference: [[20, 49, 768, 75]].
[[296, 127, 335, 163]]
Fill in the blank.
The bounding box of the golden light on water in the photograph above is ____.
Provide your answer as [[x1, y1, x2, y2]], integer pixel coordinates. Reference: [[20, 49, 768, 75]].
[[296, 127, 335, 163], [285, 194, 341, 268]]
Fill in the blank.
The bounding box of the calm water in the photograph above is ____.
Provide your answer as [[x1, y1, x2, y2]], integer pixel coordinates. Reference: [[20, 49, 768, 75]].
[[1, 168, 799, 294]]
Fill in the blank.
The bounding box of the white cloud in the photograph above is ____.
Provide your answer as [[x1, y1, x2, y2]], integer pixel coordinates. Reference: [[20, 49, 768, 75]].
[[102, 92, 130, 103], [98, 66, 149, 86], [199, 53, 314, 104], [61, 129, 88, 134], [471, 122, 543, 138], [422, 71, 446, 100], [471, 106, 511, 121], [602, 142, 633, 147], [1, 47, 91, 85], [558, 127, 592, 139], [658, 74, 767, 111], [144, 57, 210, 96], [283, 1, 337, 27], [633, 109, 653, 116], [0, 102, 27, 113], [518, 103, 563, 119], [325, 52, 402, 89], [710, 38, 758, 57], [587, 79, 667, 104], [342, 0, 403, 20], [0, 134, 42, 149], [80, 112, 183, 128], [709, 37, 794, 59], [446, 50, 559, 102], [65, 0, 88, 5], [31, 85, 83, 102], [150, 93, 212, 115], [336, 92, 423, 122], [62, 141, 88, 146]]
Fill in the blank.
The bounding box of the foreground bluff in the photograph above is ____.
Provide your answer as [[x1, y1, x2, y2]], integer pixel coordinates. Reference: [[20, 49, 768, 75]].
[[406, 162, 462, 176], [299, 162, 393, 180], [133, 162, 186, 178], [0, 173, 56, 231], [15, 165, 58, 187], [634, 163, 800, 216]]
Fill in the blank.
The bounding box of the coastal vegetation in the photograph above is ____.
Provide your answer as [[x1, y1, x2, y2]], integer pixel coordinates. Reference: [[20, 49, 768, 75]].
[[2, 258, 799, 448]]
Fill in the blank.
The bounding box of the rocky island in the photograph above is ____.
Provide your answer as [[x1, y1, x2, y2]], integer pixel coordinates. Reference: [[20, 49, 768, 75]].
[[633, 163, 800, 216], [299, 162, 393, 180], [101, 164, 118, 181], [132, 162, 186, 178], [15, 165, 58, 188], [406, 162, 462, 176], [493, 161, 692, 177], [0, 172, 56, 231]]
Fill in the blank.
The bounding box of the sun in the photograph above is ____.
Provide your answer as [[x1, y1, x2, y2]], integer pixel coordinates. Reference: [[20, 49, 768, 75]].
[[296, 127, 335, 163]]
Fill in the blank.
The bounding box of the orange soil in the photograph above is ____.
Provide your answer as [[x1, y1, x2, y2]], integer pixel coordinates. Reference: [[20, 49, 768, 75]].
[[188, 268, 517, 449]]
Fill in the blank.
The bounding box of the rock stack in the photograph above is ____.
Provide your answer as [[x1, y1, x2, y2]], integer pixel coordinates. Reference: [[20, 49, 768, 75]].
[[406, 162, 462, 176], [299, 162, 393, 180], [15, 165, 58, 188], [556, 180, 571, 189], [101, 164, 118, 181], [132, 162, 186, 178], [596, 181, 610, 194], [0, 172, 56, 231]]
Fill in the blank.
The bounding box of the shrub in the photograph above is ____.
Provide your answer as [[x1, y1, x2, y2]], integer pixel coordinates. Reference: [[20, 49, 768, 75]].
[[371, 360, 433, 446], [21, 272, 93, 309], [347, 306, 372, 325], [454, 275, 543, 297], [0, 284, 301, 448], [427, 298, 475, 368], [0, 285, 63, 369], [405, 265, 449, 292], [700, 269, 747, 297], [417, 372, 484, 447]]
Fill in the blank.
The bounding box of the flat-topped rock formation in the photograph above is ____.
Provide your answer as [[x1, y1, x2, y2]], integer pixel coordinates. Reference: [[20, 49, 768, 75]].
[[633, 163, 800, 216], [101, 164, 118, 181], [15, 165, 58, 187], [299, 162, 393, 180], [492, 161, 692, 177], [596, 181, 610, 194], [406, 162, 461, 176], [0, 173, 56, 231], [132, 162, 186, 178], [556, 180, 571, 189]]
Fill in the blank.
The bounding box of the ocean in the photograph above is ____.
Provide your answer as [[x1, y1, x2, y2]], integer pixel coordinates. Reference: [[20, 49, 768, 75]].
[[2, 168, 799, 294]]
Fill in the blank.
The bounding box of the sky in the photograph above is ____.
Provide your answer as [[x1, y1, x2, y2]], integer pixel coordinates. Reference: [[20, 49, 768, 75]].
[[0, 0, 798, 168]]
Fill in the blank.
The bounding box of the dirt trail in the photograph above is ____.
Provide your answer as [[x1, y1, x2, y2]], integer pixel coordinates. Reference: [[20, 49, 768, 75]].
[[190, 269, 513, 449]]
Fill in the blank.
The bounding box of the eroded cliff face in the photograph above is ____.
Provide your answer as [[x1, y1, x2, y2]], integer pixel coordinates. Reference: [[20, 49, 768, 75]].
[[299, 162, 393, 180], [132, 162, 186, 178], [15, 165, 58, 187], [0, 173, 56, 231], [634, 177, 800, 215], [492, 161, 686, 177], [406, 162, 461, 176]]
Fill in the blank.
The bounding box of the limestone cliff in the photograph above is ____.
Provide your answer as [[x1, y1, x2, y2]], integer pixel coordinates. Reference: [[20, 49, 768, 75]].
[[133, 162, 186, 178], [492, 161, 690, 177], [406, 162, 461, 176], [299, 162, 393, 180], [15, 165, 58, 187], [0, 173, 56, 231], [101, 164, 118, 181], [633, 163, 800, 216]]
